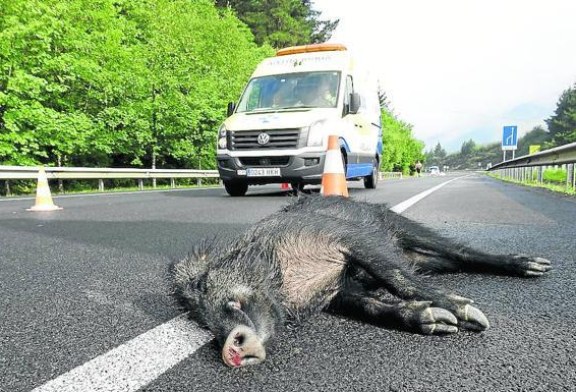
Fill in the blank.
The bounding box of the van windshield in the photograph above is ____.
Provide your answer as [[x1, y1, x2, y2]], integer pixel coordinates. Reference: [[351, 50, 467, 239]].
[[236, 71, 340, 113]]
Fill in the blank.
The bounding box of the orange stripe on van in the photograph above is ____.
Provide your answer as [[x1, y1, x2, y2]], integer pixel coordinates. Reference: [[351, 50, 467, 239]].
[[276, 43, 347, 57]]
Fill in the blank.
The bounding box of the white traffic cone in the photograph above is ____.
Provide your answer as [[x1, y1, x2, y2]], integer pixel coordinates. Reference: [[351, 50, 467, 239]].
[[27, 167, 62, 211], [320, 135, 348, 197]]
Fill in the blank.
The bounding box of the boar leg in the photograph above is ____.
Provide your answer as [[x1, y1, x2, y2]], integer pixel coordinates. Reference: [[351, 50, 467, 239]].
[[399, 232, 552, 277], [328, 283, 458, 334], [345, 246, 489, 331]]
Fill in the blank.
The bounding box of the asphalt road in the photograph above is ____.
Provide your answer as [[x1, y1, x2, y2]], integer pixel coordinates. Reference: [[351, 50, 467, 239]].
[[1, 174, 575, 392]]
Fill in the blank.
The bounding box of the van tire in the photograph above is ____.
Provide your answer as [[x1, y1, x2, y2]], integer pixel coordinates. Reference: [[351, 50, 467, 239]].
[[224, 181, 248, 196], [364, 159, 379, 189]]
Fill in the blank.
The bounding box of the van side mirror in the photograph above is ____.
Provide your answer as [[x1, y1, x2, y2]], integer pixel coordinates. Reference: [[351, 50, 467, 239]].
[[227, 102, 236, 117], [349, 93, 361, 114]]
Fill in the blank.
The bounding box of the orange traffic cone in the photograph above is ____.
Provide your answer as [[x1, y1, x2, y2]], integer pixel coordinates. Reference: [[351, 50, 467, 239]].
[[320, 135, 348, 197], [27, 167, 62, 211]]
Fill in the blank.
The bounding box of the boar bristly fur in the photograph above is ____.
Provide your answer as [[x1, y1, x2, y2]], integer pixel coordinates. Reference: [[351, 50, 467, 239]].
[[169, 195, 551, 367]]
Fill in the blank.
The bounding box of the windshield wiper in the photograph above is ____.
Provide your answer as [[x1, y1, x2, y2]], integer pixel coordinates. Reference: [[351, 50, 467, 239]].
[[244, 106, 314, 114]]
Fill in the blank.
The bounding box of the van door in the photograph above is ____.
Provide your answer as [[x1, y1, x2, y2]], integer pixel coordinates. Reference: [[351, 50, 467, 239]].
[[342, 75, 374, 175]]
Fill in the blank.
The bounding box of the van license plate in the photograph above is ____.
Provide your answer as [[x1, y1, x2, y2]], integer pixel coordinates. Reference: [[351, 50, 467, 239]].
[[245, 168, 281, 177]]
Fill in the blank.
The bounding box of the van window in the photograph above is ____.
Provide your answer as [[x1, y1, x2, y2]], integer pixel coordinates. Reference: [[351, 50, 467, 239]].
[[342, 75, 354, 115], [236, 71, 340, 112]]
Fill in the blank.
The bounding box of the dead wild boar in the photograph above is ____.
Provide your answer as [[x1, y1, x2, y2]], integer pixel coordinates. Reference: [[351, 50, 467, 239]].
[[169, 195, 551, 368]]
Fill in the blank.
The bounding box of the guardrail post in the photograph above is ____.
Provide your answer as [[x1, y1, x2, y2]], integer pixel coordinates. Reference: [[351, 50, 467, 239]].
[[98, 179, 104, 192], [522, 167, 527, 182], [567, 163, 575, 190], [4, 180, 10, 196], [197, 178, 202, 186], [170, 178, 176, 188], [537, 166, 544, 183], [138, 179, 144, 190]]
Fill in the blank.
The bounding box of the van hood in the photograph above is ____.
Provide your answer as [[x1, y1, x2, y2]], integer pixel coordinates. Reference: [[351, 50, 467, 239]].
[[225, 109, 336, 131]]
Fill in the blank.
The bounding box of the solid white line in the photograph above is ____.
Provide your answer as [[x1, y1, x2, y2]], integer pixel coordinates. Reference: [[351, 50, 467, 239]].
[[390, 176, 469, 214], [31, 314, 212, 392]]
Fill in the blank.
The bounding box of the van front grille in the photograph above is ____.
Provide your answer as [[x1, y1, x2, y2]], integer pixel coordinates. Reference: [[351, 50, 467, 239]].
[[229, 129, 300, 150]]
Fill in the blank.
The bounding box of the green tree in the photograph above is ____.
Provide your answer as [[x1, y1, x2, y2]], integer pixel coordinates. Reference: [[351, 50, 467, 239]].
[[545, 83, 576, 147], [425, 142, 447, 168], [516, 125, 549, 156], [123, 0, 271, 169], [380, 109, 424, 174], [214, 0, 339, 48], [434, 143, 447, 159], [460, 139, 477, 156]]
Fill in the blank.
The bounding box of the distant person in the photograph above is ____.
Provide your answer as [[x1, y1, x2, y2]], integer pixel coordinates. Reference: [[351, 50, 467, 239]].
[[415, 161, 423, 177]]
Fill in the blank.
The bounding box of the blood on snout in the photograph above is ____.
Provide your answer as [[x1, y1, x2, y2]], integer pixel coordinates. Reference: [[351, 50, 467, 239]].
[[228, 347, 242, 367]]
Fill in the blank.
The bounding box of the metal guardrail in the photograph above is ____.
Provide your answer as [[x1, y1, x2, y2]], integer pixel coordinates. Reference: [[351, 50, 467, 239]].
[[0, 166, 406, 196], [0, 166, 219, 195], [379, 172, 403, 180], [486, 142, 576, 191], [0, 166, 219, 180]]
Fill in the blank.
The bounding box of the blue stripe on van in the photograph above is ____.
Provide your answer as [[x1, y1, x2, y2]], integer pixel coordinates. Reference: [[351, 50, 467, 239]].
[[346, 163, 373, 178]]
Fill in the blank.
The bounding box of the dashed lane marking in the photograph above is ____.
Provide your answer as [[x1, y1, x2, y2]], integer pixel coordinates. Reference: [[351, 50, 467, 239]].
[[390, 175, 470, 214]]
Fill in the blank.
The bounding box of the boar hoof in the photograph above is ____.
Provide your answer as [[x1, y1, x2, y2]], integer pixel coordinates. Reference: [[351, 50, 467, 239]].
[[455, 304, 490, 331], [405, 301, 458, 335], [511, 254, 552, 277]]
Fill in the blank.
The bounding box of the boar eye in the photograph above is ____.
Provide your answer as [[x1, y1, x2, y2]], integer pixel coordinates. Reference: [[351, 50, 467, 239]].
[[227, 300, 242, 311]]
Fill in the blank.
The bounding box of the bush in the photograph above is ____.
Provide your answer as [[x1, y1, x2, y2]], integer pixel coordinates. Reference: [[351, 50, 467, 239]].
[[543, 168, 567, 184]]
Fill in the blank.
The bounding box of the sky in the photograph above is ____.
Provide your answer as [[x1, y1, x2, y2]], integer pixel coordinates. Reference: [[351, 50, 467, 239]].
[[312, 0, 576, 152]]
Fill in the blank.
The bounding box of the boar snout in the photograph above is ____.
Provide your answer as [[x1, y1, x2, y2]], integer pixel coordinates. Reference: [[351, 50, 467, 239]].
[[222, 325, 266, 367]]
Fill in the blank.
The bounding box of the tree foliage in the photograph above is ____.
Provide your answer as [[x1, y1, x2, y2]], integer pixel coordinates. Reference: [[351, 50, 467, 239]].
[[424, 142, 447, 168], [380, 109, 424, 174], [214, 0, 339, 48], [460, 139, 477, 157], [0, 0, 271, 168], [545, 83, 576, 147]]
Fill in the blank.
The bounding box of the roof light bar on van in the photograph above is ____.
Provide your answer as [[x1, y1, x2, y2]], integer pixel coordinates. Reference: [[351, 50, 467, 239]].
[[275, 43, 347, 57]]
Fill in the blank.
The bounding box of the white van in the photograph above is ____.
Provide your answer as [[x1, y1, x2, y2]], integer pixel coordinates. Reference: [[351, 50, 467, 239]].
[[216, 43, 382, 196]]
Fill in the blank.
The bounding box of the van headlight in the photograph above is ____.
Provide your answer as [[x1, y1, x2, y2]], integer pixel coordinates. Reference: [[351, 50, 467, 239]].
[[306, 120, 328, 147], [217, 124, 227, 149]]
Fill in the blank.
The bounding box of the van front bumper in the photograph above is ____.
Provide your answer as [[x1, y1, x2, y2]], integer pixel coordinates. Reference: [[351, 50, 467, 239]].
[[217, 153, 327, 185]]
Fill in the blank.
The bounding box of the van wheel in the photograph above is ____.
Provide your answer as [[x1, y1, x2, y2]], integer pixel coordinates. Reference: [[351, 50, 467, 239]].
[[223, 181, 248, 196], [364, 160, 379, 189]]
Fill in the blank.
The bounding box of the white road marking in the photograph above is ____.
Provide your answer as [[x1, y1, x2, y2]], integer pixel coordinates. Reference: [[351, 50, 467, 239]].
[[390, 176, 469, 214], [31, 177, 465, 391], [31, 314, 212, 392]]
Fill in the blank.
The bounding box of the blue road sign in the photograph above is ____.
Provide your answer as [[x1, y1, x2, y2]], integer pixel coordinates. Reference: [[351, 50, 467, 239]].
[[502, 125, 518, 150]]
